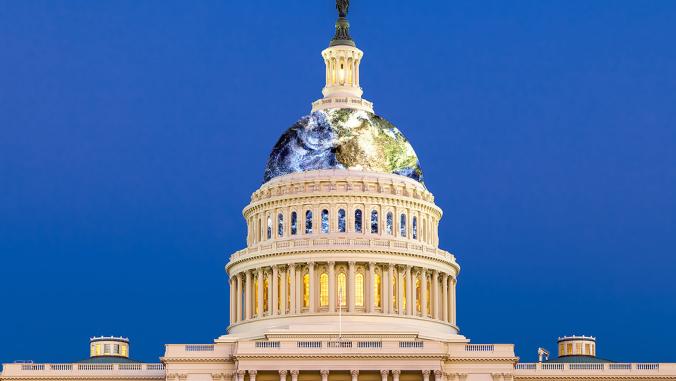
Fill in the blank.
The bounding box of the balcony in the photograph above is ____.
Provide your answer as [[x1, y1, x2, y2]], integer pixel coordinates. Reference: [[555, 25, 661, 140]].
[[514, 362, 676, 375], [1, 363, 165, 378]]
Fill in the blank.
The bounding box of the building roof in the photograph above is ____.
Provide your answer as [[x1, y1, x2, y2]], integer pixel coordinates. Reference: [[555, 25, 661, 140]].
[[545, 355, 613, 363], [76, 356, 140, 364]]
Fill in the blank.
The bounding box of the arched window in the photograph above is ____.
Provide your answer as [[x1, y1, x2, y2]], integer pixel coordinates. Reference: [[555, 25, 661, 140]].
[[267, 216, 272, 240], [277, 213, 284, 237], [303, 273, 310, 308], [253, 277, 259, 315], [370, 210, 379, 234], [400, 214, 407, 237], [305, 210, 313, 234], [412, 216, 418, 239], [337, 272, 347, 308], [374, 272, 382, 308], [291, 212, 297, 235], [337, 209, 346, 233], [355, 273, 364, 307], [319, 273, 329, 307], [321, 209, 329, 233], [386, 212, 393, 235], [354, 209, 363, 233], [263, 273, 270, 312]]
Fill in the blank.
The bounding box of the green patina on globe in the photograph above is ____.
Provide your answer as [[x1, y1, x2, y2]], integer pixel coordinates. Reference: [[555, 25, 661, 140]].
[[264, 108, 423, 184]]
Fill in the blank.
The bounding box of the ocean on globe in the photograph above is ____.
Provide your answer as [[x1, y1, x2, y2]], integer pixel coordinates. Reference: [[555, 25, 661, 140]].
[[263, 108, 424, 184]]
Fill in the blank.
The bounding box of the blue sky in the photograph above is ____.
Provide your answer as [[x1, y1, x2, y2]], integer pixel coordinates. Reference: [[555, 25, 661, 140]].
[[1, 0, 675, 364]]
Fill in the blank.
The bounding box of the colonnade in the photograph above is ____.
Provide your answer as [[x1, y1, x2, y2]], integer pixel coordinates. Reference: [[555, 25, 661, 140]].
[[230, 369, 451, 381], [229, 261, 457, 326]]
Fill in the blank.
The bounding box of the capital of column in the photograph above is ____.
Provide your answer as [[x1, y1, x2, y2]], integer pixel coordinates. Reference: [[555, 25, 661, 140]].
[[350, 370, 359, 377], [328, 261, 335, 266], [248, 370, 258, 377], [434, 371, 443, 380], [391, 370, 401, 377], [380, 370, 389, 377], [279, 370, 288, 376], [290, 370, 300, 377], [320, 370, 330, 377], [422, 370, 431, 377]]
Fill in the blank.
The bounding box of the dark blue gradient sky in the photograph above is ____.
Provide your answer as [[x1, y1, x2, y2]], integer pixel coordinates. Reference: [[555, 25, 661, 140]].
[[1, 0, 675, 364]]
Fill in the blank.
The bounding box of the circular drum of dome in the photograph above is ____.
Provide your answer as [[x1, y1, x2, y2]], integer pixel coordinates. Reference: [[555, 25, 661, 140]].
[[264, 108, 424, 184]]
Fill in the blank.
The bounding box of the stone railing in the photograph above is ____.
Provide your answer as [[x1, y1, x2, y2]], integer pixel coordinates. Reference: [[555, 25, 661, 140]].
[[236, 340, 441, 355], [163, 343, 234, 359], [229, 237, 455, 263], [514, 362, 676, 375], [447, 343, 515, 359], [1, 363, 165, 377]]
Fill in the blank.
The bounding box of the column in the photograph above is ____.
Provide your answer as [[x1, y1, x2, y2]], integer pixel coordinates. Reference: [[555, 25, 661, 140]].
[[295, 265, 302, 314], [280, 266, 287, 316], [245, 270, 252, 320], [392, 370, 401, 381], [279, 370, 287, 381], [257, 269, 264, 317], [229, 278, 235, 323], [382, 264, 389, 314], [432, 271, 439, 320], [328, 261, 336, 313], [309, 262, 316, 312], [423, 370, 430, 381], [368, 262, 376, 313], [272, 266, 279, 315], [290, 370, 299, 381], [380, 370, 389, 381], [236, 371, 245, 381], [421, 270, 428, 317], [289, 264, 296, 314], [350, 370, 359, 381], [434, 371, 444, 381], [236, 274, 243, 323], [442, 274, 448, 322], [406, 266, 413, 315], [388, 264, 395, 314], [447, 276, 453, 324], [249, 371, 257, 381], [320, 370, 329, 381], [348, 261, 356, 312], [397, 266, 404, 315], [451, 276, 457, 325]]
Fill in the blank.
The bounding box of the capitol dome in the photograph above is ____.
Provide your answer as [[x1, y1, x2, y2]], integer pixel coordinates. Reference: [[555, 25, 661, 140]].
[[263, 108, 424, 184]]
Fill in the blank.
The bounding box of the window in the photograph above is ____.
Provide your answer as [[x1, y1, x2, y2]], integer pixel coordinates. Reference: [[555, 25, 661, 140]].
[[291, 212, 297, 235], [375, 272, 382, 308], [267, 216, 272, 239], [287, 272, 291, 312], [320, 273, 329, 306], [400, 214, 407, 237], [354, 209, 363, 233], [321, 209, 329, 233], [104, 344, 111, 354], [337, 272, 347, 307], [412, 216, 418, 239], [585, 343, 590, 355], [402, 275, 407, 310], [370, 210, 379, 234], [415, 276, 421, 313], [277, 213, 284, 237], [96, 344, 101, 355], [114, 344, 120, 354], [120, 345, 127, 357], [355, 273, 365, 307], [386, 212, 393, 235], [566, 343, 572, 354], [277, 273, 282, 311], [303, 273, 310, 307], [338, 209, 346, 232], [305, 210, 313, 234], [426, 277, 432, 315], [263, 273, 270, 312], [392, 274, 398, 309], [559, 343, 564, 355]]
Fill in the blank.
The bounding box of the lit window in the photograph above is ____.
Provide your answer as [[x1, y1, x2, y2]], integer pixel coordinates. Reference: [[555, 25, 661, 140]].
[[120, 345, 127, 357], [559, 343, 564, 355], [96, 344, 101, 355], [370, 210, 379, 234], [337, 273, 347, 307], [263, 273, 270, 312], [375, 272, 382, 308], [287, 272, 291, 312], [320, 273, 329, 306], [400, 214, 407, 237], [585, 343, 590, 355], [90, 344, 96, 357], [277, 273, 282, 311], [337, 209, 346, 232], [402, 275, 407, 310], [321, 209, 329, 233], [412, 216, 418, 239], [303, 273, 310, 307], [291, 211, 297, 235], [305, 210, 313, 234], [567, 343, 572, 354], [354, 209, 362, 233], [392, 274, 398, 308], [415, 276, 421, 313], [386, 212, 393, 235], [355, 273, 364, 307], [267, 216, 272, 239], [277, 213, 284, 237], [426, 277, 432, 315], [575, 343, 582, 354]]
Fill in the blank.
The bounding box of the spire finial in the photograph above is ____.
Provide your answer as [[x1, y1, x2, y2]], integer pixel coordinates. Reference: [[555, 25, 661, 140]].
[[331, 0, 354, 47]]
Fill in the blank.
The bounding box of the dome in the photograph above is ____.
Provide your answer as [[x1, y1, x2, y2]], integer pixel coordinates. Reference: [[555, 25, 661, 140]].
[[263, 108, 424, 184]]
